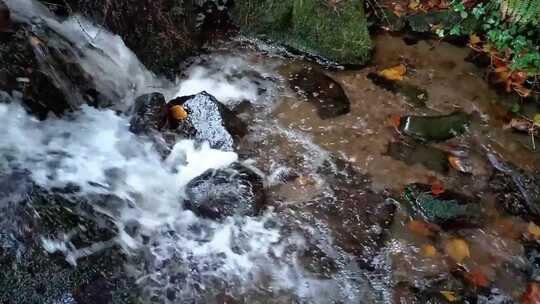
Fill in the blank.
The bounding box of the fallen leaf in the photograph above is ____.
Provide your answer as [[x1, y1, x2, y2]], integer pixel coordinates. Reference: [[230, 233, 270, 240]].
[[469, 33, 481, 46], [529, 222, 540, 240], [378, 64, 407, 81], [448, 156, 473, 174], [445, 238, 470, 263], [534, 114, 540, 128], [386, 115, 401, 129], [408, 220, 436, 237], [523, 283, 540, 304], [465, 268, 489, 288], [430, 180, 445, 195], [421, 244, 437, 257], [408, 0, 421, 11], [170, 105, 188, 120], [440, 290, 458, 302]]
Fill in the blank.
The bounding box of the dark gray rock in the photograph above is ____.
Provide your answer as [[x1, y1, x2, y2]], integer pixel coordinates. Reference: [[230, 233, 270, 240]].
[[129, 93, 167, 135], [282, 62, 351, 119], [168, 92, 247, 151], [184, 162, 265, 220], [488, 155, 540, 223]]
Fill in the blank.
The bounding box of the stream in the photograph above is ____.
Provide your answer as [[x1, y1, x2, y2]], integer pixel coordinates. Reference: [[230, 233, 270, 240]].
[[1, 0, 540, 303]]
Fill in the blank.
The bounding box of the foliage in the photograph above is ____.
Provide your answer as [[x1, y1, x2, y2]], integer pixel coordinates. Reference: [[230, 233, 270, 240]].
[[439, 0, 540, 76]]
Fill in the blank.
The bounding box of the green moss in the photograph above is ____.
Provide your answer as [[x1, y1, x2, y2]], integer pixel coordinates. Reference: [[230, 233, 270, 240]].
[[232, 0, 372, 65]]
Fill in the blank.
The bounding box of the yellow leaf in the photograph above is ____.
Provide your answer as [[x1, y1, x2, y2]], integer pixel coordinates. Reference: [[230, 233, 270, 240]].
[[170, 105, 188, 120], [469, 33, 481, 46], [421, 244, 437, 258], [534, 114, 540, 127], [408, 0, 421, 10], [440, 291, 458, 302], [378, 64, 407, 81], [445, 238, 470, 263], [529, 222, 540, 239]]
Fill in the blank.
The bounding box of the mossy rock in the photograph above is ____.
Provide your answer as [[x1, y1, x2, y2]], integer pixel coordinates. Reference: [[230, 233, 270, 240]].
[[232, 0, 372, 65]]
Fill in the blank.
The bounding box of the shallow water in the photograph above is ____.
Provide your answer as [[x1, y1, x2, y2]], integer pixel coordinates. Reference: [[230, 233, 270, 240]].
[[2, 1, 540, 303]]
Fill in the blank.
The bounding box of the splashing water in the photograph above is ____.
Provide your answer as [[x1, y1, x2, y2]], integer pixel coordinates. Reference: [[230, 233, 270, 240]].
[[0, 1, 376, 303]]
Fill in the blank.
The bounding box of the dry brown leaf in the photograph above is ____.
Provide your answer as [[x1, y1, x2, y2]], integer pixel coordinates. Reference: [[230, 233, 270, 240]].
[[170, 105, 188, 120], [378, 64, 407, 81], [445, 238, 470, 263]]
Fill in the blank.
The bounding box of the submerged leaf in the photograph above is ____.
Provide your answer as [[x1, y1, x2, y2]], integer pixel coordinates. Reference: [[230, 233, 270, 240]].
[[445, 238, 470, 263], [378, 64, 407, 81], [440, 290, 458, 302], [408, 219, 437, 237], [421, 244, 438, 257], [523, 283, 540, 304], [465, 268, 489, 288], [528, 222, 540, 240]]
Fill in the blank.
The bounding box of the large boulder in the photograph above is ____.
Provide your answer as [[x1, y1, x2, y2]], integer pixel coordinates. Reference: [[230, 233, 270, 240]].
[[231, 0, 372, 66], [184, 162, 265, 220]]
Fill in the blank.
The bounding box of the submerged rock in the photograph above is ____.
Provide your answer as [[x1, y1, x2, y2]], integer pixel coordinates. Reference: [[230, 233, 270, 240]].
[[168, 92, 247, 151], [281, 62, 351, 119], [299, 157, 396, 269], [184, 162, 265, 220], [386, 140, 449, 174], [488, 156, 540, 223], [367, 72, 428, 107], [401, 183, 484, 229], [232, 0, 372, 65], [399, 112, 471, 142]]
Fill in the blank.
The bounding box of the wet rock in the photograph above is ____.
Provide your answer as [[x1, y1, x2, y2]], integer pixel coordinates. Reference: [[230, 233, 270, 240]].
[[0, 172, 137, 304], [282, 62, 351, 119], [129, 93, 167, 135], [386, 140, 449, 174], [0, 0, 10, 34], [232, 0, 372, 65], [524, 241, 540, 282], [367, 72, 428, 107], [184, 162, 265, 220], [399, 112, 471, 142], [0, 25, 70, 118], [298, 157, 396, 269], [50, 0, 201, 77], [401, 183, 484, 229], [407, 11, 462, 33], [488, 157, 540, 223], [168, 92, 247, 151]]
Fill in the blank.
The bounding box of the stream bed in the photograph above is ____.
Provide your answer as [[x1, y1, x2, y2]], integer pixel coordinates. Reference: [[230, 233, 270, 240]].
[[1, 1, 540, 303]]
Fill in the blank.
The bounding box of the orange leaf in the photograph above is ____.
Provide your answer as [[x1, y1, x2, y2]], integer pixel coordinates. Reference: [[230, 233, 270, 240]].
[[523, 283, 540, 304], [528, 222, 540, 240], [170, 105, 188, 120], [465, 268, 489, 288], [445, 238, 470, 263], [386, 115, 401, 129], [421, 244, 438, 257], [378, 64, 407, 81], [408, 220, 436, 237], [430, 180, 445, 195], [448, 156, 472, 174]]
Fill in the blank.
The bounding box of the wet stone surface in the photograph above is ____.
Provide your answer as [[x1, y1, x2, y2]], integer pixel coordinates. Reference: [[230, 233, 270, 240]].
[[184, 162, 266, 220]]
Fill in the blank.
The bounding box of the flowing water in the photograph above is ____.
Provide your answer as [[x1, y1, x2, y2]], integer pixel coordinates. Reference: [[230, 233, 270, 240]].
[[1, 0, 540, 303]]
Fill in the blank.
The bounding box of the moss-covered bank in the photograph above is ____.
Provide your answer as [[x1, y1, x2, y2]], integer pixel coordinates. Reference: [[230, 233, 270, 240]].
[[232, 0, 372, 66]]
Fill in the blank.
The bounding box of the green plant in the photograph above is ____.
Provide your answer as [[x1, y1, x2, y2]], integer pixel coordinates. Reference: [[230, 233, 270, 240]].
[[440, 0, 540, 76]]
